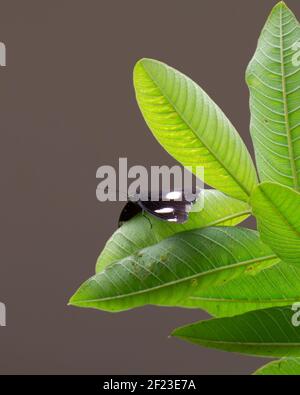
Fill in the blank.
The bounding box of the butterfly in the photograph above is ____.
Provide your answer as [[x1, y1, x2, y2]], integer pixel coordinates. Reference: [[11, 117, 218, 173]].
[[118, 189, 201, 227]]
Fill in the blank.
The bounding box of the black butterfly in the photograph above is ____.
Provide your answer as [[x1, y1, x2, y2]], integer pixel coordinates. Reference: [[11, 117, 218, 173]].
[[118, 190, 200, 226]]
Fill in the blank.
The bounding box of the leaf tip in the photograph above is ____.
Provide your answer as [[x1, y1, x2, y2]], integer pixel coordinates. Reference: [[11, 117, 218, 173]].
[[170, 326, 185, 339], [275, 1, 287, 7], [134, 57, 154, 72], [133, 58, 155, 88], [246, 0, 294, 89], [68, 296, 77, 307], [68, 288, 84, 308], [271, 1, 293, 16]]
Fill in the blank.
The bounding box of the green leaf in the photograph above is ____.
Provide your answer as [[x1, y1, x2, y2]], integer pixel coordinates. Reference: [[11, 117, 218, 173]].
[[251, 182, 300, 266], [172, 306, 300, 358], [70, 227, 277, 313], [254, 358, 300, 375], [134, 58, 257, 201], [246, 2, 300, 190], [179, 261, 300, 317], [96, 190, 250, 273]]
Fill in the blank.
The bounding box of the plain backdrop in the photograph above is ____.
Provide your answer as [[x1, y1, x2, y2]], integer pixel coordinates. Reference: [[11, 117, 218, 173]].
[[1, 0, 299, 375]]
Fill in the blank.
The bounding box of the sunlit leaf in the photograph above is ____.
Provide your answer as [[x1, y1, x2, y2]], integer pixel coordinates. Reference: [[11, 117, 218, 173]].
[[70, 228, 277, 312], [254, 358, 300, 375], [134, 58, 257, 201], [179, 261, 300, 317], [246, 2, 300, 190]]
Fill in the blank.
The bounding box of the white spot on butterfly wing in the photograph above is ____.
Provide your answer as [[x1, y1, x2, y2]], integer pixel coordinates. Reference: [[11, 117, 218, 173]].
[[155, 207, 174, 214], [165, 191, 182, 200]]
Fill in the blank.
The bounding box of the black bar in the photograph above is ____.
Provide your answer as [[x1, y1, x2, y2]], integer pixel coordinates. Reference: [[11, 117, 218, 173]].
[[0, 374, 292, 391]]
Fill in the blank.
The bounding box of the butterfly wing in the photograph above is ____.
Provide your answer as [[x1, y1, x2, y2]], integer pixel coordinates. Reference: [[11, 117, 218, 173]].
[[119, 189, 201, 226], [137, 200, 188, 223], [118, 201, 142, 227], [138, 190, 201, 224]]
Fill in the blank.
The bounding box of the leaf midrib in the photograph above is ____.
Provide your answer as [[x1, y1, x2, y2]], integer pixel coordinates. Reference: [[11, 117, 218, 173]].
[[201, 210, 251, 228], [139, 61, 254, 198], [71, 254, 277, 304], [175, 337, 300, 348], [187, 296, 300, 304]]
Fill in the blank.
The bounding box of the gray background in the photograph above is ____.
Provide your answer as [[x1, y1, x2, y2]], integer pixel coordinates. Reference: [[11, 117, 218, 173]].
[[1, 0, 297, 375]]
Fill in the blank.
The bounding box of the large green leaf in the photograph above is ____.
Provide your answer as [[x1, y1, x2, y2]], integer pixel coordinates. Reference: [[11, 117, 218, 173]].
[[96, 190, 250, 273], [179, 261, 300, 317], [254, 358, 300, 375], [134, 59, 257, 201], [70, 227, 277, 313], [172, 306, 300, 358], [251, 182, 300, 266], [246, 2, 300, 190]]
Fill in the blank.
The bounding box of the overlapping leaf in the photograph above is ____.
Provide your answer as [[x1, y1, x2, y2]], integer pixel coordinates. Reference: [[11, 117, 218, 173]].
[[172, 306, 300, 358], [96, 190, 250, 273], [254, 358, 300, 375], [70, 228, 277, 313], [251, 182, 300, 266], [179, 261, 300, 317], [134, 59, 257, 201], [246, 2, 300, 189]]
